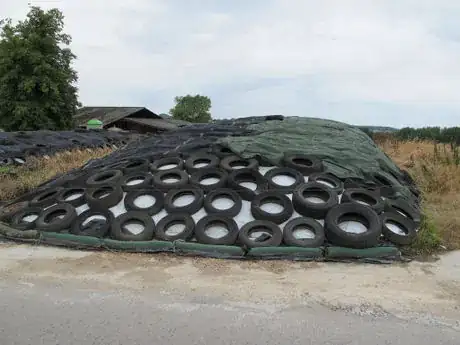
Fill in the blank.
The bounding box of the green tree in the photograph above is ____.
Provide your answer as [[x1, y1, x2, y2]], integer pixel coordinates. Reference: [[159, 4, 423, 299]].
[[0, 7, 79, 131], [169, 94, 212, 123]]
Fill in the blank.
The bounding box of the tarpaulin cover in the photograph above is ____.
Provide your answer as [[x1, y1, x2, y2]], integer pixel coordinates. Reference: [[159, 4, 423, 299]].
[[218, 117, 414, 200]]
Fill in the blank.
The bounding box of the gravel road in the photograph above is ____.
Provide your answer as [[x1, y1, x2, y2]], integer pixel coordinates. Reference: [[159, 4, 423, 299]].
[[0, 245, 459, 345]]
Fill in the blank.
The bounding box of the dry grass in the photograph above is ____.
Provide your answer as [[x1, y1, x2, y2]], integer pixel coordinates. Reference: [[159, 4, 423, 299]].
[[379, 137, 460, 252], [0, 147, 113, 201]]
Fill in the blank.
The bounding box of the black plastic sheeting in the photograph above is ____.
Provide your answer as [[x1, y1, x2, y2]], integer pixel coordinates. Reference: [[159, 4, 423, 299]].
[[0, 129, 139, 164]]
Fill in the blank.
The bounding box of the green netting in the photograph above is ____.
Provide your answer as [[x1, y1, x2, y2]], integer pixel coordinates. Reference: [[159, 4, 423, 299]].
[[325, 246, 402, 263], [247, 246, 323, 260], [174, 241, 245, 259], [219, 117, 410, 198]]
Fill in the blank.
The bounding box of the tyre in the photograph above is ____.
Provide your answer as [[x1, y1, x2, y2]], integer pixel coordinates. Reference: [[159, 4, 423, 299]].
[[195, 215, 239, 245], [35, 203, 77, 232], [264, 167, 304, 194], [283, 217, 325, 247], [190, 168, 228, 193], [110, 211, 155, 241], [282, 153, 323, 175], [164, 188, 204, 214], [184, 153, 220, 174], [152, 169, 189, 192], [211, 144, 233, 158], [124, 188, 164, 215], [121, 172, 153, 191], [308, 172, 344, 194], [292, 182, 338, 219], [251, 191, 293, 224], [86, 169, 123, 187], [30, 187, 62, 208], [203, 188, 242, 217], [10, 207, 42, 230], [372, 171, 395, 187], [384, 198, 421, 227], [70, 209, 114, 238], [325, 203, 382, 249], [228, 168, 268, 201], [220, 155, 259, 172], [56, 188, 86, 207], [85, 185, 123, 211], [122, 158, 150, 174], [341, 188, 384, 214], [150, 155, 184, 172], [155, 214, 195, 241], [238, 220, 282, 248], [380, 212, 417, 246]]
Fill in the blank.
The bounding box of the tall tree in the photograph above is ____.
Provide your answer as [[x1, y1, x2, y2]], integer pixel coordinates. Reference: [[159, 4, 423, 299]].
[[0, 7, 79, 131], [170, 94, 212, 123]]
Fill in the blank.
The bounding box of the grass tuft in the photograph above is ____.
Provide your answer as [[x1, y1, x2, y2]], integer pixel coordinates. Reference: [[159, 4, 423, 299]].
[[0, 147, 113, 202]]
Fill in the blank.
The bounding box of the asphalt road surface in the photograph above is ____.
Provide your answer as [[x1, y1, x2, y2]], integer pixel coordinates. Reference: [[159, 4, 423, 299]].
[[0, 245, 459, 345]]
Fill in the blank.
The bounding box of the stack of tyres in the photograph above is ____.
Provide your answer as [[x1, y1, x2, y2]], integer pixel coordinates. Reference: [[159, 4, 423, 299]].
[[3, 147, 421, 260]]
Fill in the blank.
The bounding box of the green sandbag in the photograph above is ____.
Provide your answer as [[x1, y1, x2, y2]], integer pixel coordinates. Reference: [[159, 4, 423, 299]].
[[174, 241, 245, 258], [102, 238, 173, 252], [41, 232, 103, 248], [325, 246, 401, 259], [247, 246, 324, 260]]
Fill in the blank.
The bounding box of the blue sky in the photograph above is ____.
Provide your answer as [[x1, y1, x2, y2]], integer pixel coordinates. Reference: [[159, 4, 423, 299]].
[[2, 0, 460, 127]]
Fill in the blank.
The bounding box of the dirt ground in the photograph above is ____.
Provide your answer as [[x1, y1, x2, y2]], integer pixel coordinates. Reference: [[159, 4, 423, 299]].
[[1, 243, 459, 330]]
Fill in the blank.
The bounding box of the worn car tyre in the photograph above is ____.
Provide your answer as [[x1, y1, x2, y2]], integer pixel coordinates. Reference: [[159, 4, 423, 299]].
[[10, 206, 42, 230], [85, 185, 123, 211], [228, 168, 268, 201], [341, 188, 385, 214], [110, 211, 155, 241], [164, 187, 204, 214], [184, 153, 220, 174], [35, 203, 77, 232], [380, 212, 417, 246], [155, 214, 195, 241], [283, 217, 325, 248], [121, 172, 153, 192], [70, 209, 114, 238], [292, 182, 338, 219], [211, 144, 234, 158], [150, 155, 184, 172], [325, 203, 382, 249], [122, 158, 150, 174], [194, 215, 239, 245], [30, 187, 62, 208], [282, 153, 324, 175], [384, 198, 421, 228], [152, 168, 189, 192], [264, 167, 304, 194], [86, 169, 123, 187], [56, 188, 86, 207], [238, 220, 282, 248], [124, 188, 164, 215], [308, 172, 344, 194], [190, 167, 228, 193], [203, 188, 242, 218], [220, 155, 259, 172], [251, 191, 293, 224]]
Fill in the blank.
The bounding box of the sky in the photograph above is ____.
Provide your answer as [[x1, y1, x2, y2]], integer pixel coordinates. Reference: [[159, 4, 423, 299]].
[[1, 0, 460, 127]]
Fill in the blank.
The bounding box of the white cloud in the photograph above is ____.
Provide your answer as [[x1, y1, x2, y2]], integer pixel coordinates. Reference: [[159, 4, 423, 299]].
[[1, 0, 460, 125]]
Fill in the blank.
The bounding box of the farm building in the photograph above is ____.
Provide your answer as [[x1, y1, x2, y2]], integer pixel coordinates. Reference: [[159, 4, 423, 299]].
[[74, 107, 190, 133]]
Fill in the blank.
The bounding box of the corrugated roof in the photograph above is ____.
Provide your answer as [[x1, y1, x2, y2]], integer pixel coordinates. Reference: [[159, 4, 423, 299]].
[[158, 114, 191, 126], [74, 107, 158, 126], [123, 117, 178, 130]]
